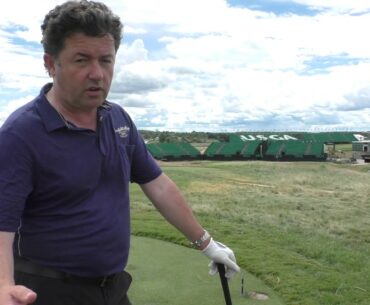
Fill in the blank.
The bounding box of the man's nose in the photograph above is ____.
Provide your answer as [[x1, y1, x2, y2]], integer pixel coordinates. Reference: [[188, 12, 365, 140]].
[[88, 61, 104, 80]]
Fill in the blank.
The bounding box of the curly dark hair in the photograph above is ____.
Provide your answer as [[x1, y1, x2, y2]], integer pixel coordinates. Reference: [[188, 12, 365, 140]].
[[41, 0, 123, 56]]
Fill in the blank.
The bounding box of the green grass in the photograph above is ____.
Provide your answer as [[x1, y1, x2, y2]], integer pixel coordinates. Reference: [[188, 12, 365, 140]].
[[325, 144, 353, 158], [130, 161, 370, 305], [127, 236, 284, 305]]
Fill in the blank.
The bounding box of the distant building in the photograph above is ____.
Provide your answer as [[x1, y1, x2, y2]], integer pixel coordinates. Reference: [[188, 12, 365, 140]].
[[352, 141, 370, 162]]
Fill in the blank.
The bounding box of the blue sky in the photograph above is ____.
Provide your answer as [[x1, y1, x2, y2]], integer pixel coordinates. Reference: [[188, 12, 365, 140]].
[[0, 0, 370, 132]]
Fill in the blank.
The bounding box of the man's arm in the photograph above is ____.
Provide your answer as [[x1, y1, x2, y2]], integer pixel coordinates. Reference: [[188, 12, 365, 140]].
[[140, 173, 207, 248], [0, 232, 15, 287], [140, 173, 240, 278], [0, 231, 37, 305]]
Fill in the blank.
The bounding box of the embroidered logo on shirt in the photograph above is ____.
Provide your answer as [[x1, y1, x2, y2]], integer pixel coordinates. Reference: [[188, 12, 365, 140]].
[[114, 126, 130, 138]]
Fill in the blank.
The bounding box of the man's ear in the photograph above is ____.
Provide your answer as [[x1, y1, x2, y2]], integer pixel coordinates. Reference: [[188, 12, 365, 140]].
[[43, 53, 55, 77]]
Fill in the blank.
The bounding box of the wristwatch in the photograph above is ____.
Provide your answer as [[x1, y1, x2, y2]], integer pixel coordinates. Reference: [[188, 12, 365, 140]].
[[192, 230, 211, 247]]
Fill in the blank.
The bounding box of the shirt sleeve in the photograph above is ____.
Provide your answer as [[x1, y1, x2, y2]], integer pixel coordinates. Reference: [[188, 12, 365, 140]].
[[113, 108, 162, 184], [0, 131, 33, 231], [130, 122, 162, 184]]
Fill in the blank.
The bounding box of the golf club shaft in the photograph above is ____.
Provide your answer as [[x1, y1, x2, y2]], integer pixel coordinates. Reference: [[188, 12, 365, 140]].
[[216, 263, 232, 305]]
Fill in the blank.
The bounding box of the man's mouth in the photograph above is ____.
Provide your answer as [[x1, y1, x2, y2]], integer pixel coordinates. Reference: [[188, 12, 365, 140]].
[[88, 87, 101, 92]]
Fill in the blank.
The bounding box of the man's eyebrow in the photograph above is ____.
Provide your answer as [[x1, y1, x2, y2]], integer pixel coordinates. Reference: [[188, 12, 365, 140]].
[[74, 52, 114, 58], [75, 52, 114, 57], [75, 52, 89, 58]]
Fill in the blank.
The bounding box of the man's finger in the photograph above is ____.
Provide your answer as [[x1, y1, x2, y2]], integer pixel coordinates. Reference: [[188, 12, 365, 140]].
[[11, 286, 37, 304], [224, 258, 240, 273]]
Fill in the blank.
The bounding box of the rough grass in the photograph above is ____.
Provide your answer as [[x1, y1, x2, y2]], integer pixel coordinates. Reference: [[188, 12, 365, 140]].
[[130, 161, 370, 305]]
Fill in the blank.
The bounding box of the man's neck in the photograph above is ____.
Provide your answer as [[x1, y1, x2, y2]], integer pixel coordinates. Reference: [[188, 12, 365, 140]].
[[46, 90, 97, 131]]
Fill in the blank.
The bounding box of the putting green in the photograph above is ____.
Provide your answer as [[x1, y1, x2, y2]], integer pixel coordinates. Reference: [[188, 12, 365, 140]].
[[127, 236, 285, 305]]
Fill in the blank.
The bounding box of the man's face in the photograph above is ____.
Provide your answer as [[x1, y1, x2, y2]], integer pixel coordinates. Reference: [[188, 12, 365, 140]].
[[45, 32, 116, 112]]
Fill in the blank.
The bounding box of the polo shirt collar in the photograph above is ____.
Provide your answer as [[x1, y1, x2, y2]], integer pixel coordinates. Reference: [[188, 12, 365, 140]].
[[36, 83, 66, 132]]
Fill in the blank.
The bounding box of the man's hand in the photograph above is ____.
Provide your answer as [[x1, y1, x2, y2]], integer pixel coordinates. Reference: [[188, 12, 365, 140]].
[[0, 285, 37, 305], [202, 239, 240, 279]]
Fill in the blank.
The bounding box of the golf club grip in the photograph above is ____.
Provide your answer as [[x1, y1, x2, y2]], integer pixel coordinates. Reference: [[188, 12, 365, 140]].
[[216, 263, 232, 305]]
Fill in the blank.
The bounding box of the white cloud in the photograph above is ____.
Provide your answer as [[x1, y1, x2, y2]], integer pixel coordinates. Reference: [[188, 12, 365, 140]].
[[1, 0, 370, 131], [0, 95, 35, 123]]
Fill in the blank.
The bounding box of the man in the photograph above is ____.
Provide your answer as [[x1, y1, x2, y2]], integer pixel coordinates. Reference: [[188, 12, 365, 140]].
[[0, 1, 240, 304]]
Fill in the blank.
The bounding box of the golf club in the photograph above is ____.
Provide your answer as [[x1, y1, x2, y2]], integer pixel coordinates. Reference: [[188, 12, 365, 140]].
[[216, 263, 232, 305]]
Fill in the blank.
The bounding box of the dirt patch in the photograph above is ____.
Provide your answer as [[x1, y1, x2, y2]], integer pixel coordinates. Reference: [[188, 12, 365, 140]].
[[248, 291, 270, 300], [188, 181, 233, 194]]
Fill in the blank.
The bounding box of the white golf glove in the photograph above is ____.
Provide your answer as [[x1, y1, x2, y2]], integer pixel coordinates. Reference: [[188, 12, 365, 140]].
[[202, 238, 240, 279]]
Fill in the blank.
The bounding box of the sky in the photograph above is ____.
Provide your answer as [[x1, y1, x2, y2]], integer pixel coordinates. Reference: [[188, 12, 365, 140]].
[[0, 0, 370, 132]]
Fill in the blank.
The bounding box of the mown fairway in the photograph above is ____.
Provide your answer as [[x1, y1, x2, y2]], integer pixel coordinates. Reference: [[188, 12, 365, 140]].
[[127, 236, 284, 305], [130, 161, 370, 305]]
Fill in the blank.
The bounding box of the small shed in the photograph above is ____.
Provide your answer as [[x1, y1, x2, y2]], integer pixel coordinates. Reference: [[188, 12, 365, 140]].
[[352, 141, 370, 162]]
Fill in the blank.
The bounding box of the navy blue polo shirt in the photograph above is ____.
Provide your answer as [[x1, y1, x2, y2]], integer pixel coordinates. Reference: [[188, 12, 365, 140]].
[[0, 84, 162, 277]]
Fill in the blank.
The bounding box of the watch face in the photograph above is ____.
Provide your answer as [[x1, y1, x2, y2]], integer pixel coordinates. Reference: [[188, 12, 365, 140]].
[[193, 230, 210, 247]]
